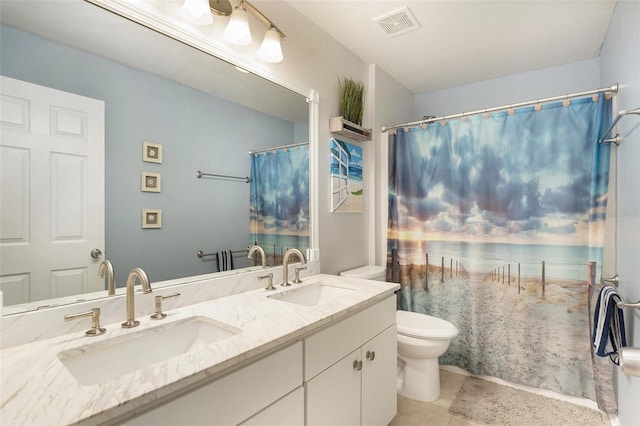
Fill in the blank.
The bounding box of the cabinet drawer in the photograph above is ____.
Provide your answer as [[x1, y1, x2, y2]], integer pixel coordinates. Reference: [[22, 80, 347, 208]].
[[240, 387, 304, 426], [123, 341, 302, 426], [305, 295, 395, 380]]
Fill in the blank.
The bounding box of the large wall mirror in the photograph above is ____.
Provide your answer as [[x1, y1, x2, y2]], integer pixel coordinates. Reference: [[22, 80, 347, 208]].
[[0, 0, 312, 314]]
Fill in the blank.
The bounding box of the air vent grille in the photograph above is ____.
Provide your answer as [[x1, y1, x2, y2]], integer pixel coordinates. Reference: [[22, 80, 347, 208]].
[[374, 7, 420, 37]]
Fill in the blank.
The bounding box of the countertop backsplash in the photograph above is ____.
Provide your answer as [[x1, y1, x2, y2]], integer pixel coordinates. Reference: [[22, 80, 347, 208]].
[[1, 260, 320, 349]]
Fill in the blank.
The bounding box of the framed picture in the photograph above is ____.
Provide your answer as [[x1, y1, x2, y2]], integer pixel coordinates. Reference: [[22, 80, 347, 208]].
[[143, 141, 163, 163], [142, 209, 162, 229], [330, 138, 363, 213], [141, 171, 161, 192]]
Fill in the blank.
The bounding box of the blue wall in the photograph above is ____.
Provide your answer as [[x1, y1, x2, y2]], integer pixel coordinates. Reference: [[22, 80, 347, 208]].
[[414, 58, 601, 119], [1, 25, 299, 285]]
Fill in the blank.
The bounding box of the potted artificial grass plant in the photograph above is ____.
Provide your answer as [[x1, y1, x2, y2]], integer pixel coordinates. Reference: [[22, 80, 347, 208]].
[[338, 77, 365, 126]]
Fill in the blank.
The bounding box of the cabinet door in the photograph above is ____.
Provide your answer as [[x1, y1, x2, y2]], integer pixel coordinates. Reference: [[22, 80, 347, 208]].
[[306, 348, 361, 426], [241, 387, 304, 426], [361, 325, 397, 426]]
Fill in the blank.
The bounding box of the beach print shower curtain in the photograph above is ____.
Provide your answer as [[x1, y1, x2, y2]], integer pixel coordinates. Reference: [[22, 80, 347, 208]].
[[388, 95, 616, 411], [250, 144, 309, 265]]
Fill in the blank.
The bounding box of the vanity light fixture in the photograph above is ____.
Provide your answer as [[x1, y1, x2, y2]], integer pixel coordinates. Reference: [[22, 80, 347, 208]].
[[257, 27, 283, 63], [184, 0, 285, 63], [183, 0, 214, 25], [223, 1, 252, 46]]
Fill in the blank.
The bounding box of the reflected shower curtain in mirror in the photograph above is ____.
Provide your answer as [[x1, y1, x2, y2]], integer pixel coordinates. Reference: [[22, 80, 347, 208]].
[[388, 95, 616, 412], [250, 144, 309, 265]]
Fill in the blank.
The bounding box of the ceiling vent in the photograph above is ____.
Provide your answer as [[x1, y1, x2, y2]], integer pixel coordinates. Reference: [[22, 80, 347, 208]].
[[374, 7, 420, 38]]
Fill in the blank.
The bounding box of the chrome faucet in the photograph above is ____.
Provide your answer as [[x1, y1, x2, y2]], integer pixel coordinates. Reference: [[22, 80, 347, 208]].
[[248, 245, 266, 268], [122, 268, 152, 328], [97, 260, 116, 295], [282, 248, 306, 286]]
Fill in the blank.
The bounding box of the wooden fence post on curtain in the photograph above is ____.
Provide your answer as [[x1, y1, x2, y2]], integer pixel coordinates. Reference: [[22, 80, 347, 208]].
[[391, 248, 399, 283], [518, 263, 521, 294], [425, 254, 429, 292], [541, 261, 546, 298]]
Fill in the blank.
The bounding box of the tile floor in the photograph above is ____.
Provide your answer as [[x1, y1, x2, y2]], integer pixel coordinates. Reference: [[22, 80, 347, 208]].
[[389, 369, 611, 426], [390, 369, 484, 426]]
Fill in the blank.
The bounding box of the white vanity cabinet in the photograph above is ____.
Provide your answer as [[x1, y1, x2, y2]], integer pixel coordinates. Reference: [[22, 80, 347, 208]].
[[118, 295, 397, 426], [305, 296, 397, 426], [120, 341, 302, 426]]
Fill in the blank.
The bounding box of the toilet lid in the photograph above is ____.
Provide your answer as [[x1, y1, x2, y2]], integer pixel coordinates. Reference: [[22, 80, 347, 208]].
[[339, 265, 386, 280], [396, 310, 459, 340]]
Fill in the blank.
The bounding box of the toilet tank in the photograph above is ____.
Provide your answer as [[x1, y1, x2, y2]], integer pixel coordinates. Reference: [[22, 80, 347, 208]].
[[340, 265, 386, 281]]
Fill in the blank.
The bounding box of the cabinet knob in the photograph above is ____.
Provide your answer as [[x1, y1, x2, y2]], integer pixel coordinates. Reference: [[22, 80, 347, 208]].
[[366, 350, 376, 361], [353, 360, 363, 371]]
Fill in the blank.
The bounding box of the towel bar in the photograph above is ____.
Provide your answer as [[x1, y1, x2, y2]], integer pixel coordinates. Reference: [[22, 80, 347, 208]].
[[617, 299, 640, 310]]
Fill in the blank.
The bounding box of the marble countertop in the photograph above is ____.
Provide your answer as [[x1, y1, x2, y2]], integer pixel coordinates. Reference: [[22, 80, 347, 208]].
[[0, 274, 399, 425]]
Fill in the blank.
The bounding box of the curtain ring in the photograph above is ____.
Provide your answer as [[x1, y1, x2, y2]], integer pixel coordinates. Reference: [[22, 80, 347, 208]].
[[508, 104, 515, 115], [562, 96, 571, 107], [461, 113, 468, 123], [534, 100, 542, 111]]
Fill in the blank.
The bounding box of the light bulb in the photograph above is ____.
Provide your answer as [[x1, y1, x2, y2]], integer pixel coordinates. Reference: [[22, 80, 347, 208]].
[[223, 6, 252, 46], [257, 27, 283, 63], [182, 0, 213, 25]]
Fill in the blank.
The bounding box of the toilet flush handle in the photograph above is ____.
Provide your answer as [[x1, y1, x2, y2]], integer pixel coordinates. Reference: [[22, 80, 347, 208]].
[[366, 350, 376, 361]]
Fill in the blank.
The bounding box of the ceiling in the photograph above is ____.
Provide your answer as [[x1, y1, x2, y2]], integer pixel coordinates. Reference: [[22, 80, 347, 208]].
[[284, 0, 617, 94]]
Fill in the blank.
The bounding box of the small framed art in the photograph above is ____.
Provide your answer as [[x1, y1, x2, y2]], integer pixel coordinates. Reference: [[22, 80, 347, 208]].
[[141, 171, 161, 192], [142, 209, 162, 229], [143, 141, 163, 163]]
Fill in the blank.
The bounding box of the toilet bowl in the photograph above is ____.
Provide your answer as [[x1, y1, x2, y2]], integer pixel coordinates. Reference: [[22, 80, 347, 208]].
[[340, 265, 458, 402], [396, 310, 458, 402]]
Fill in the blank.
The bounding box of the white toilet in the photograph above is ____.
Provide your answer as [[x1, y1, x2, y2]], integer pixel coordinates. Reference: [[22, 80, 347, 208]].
[[396, 310, 458, 402], [340, 265, 459, 403]]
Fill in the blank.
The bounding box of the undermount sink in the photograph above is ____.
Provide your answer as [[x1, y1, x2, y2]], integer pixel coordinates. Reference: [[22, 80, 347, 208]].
[[58, 316, 240, 386], [268, 282, 355, 307]]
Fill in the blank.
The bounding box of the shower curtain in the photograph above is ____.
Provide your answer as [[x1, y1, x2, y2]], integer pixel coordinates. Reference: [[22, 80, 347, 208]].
[[249, 144, 309, 265], [388, 95, 616, 411]]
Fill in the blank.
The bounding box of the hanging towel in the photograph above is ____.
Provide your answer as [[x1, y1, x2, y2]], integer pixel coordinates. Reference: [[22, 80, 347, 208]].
[[228, 250, 234, 270], [592, 285, 627, 365]]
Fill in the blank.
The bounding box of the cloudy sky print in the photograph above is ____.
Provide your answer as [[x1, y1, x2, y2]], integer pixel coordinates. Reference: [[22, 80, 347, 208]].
[[388, 96, 611, 247], [250, 145, 309, 236]]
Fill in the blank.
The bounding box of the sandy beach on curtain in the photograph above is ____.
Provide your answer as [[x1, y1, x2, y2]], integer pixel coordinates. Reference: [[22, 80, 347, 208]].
[[396, 263, 603, 401]]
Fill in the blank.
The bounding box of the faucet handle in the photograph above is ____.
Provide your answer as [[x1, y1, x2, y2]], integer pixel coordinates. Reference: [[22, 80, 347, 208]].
[[293, 267, 307, 284], [150, 293, 181, 320], [64, 308, 106, 337], [259, 273, 275, 291]]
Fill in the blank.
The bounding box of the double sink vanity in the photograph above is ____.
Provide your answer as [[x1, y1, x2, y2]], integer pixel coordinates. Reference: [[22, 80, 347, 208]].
[[1, 262, 399, 425]]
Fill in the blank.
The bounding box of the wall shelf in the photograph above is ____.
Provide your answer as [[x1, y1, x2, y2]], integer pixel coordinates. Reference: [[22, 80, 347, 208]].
[[329, 116, 372, 142]]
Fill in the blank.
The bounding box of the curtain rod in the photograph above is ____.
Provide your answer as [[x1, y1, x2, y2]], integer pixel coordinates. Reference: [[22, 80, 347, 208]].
[[249, 141, 309, 155], [381, 83, 619, 132]]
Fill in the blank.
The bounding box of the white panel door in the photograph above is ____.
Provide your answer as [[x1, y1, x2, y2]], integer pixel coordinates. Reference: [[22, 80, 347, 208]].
[[0, 76, 105, 306], [306, 347, 362, 426]]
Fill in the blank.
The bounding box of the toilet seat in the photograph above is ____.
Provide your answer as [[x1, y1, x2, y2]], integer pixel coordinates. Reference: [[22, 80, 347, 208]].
[[396, 310, 459, 340]]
